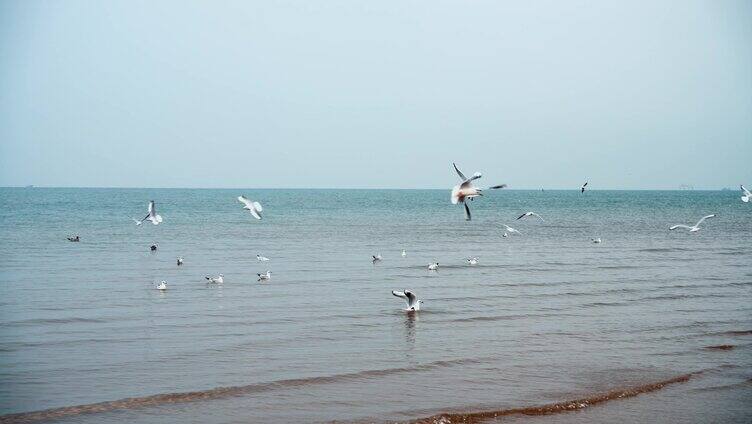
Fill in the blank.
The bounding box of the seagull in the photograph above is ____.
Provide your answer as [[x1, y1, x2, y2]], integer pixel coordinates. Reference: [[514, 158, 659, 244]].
[[592, 237, 602, 244], [450, 162, 506, 221], [669, 214, 716, 232], [136, 201, 163, 225], [427, 262, 439, 271], [581, 182, 588, 193], [467, 257, 479, 265], [392, 290, 423, 311], [176, 257, 184, 266], [741, 185, 751, 203], [516, 212, 544, 221], [372, 254, 382, 263], [503, 225, 521, 235], [237, 196, 263, 220], [401, 249, 407, 257], [256, 254, 270, 262], [502, 232, 508, 237], [205, 274, 224, 284], [257, 271, 271, 281], [156, 281, 167, 291], [66, 235, 80, 242]]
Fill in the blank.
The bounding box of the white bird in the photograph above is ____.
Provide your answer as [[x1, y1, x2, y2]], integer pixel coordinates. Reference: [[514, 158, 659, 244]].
[[157, 281, 167, 291], [503, 225, 521, 235], [741, 185, 751, 203], [257, 271, 271, 281], [372, 254, 382, 263], [137, 201, 163, 225], [237, 196, 263, 220], [66, 235, 80, 242], [516, 211, 544, 221], [502, 232, 508, 237], [591, 238, 602, 244], [427, 262, 439, 271], [401, 249, 407, 257], [467, 257, 479, 265], [450, 162, 506, 221], [669, 214, 716, 232], [205, 274, 224, 284], [256, 254, 270, 262], [176, 257, 184, 266], [581, 182, 588, 193], [392, 290, 423, 311]]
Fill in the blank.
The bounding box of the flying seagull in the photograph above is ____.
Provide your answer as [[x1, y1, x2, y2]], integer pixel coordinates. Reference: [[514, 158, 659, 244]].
[[392, 290, 423, 311], [516, 211, 544, 221], [256, 254, 270, 262], [257, 271, 271, 281], [427, 262, 439, 271], [450, 162, 506, 221], [581, 182, 588, 193], [503, 224, 521, 235], [135, 201, 163, 226], [205, 274, 224, 284], [669, 214, 716, 232], [237, 196, 263, 220], [741, 185, 751, 203]]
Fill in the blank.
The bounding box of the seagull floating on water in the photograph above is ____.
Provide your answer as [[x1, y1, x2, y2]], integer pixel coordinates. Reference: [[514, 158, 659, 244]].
[[741, 185, 751, 203], [401, 249, 407, 257], [237, 196, 263, 220], [257, 254, 270, 262], [581, 182, 588, 193], [205, 274, 224, 284], [450, 162, 506, 221], [392, 290, 423, 311], [135, 201, 162, 226], [372, 254, 382, 263], [467, 257, 479, 265], [503, 225, 521, 235], [156, 281, 167, 291], [176, 257, 184, 266], [502, 232, 508, 237], [66, 235, 80, 242], [592, 238, 602, 244], [427, 262, 439, 271], [669, 214, 716, 233], [150, 244, 158, 252], [516, 212, 544, 222], [257, 271, 271, 281]]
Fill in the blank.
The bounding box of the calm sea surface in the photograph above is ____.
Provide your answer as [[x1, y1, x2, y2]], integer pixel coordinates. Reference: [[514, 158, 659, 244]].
[[0, 188, 750, 423]]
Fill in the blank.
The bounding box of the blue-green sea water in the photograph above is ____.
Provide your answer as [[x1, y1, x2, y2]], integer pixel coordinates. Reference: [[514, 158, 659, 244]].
[[0, 188, 750, 423]]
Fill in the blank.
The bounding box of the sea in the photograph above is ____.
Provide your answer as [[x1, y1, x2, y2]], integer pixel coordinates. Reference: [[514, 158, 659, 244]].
[[0, 188, 750, 423]]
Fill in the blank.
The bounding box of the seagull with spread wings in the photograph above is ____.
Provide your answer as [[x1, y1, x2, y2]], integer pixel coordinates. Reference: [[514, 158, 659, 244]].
[[450, 162, 507, 221]]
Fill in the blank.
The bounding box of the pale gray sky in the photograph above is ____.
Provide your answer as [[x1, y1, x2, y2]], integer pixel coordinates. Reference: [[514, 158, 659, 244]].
[[1, 0, 750, 189]]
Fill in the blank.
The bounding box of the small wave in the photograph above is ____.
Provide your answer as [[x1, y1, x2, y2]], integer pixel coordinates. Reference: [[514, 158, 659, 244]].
[[0, 357, 484, 423], [410, 373, 695, 423], [638, 247, 693, 253], [1, 317, 107, 327], [703, 345, 734, 351], [717, 330, 752, 336]]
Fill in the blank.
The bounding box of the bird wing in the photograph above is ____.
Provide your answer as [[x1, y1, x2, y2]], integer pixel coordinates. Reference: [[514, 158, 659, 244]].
[[695, 214, 715, 226], [669, 224, 692, 230], [532, 212, 544, 221], [249, 209, 262, 219], [489, 184, 507, 189], [238, 195, 252, 208], [464, 203, 471, 221], [516, 213, 527, 220], [392, 290, 408, 300], [404, 291, 417, 307], [253, 201, 263, 212], [148, 201, 155, 214], [452, 163, 467, 181], [742, 185, 751, 196], [583, 182, 588, 188]]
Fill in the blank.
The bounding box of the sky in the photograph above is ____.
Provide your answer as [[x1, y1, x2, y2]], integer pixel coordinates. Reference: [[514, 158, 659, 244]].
[[1, 0, 750, 189]]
